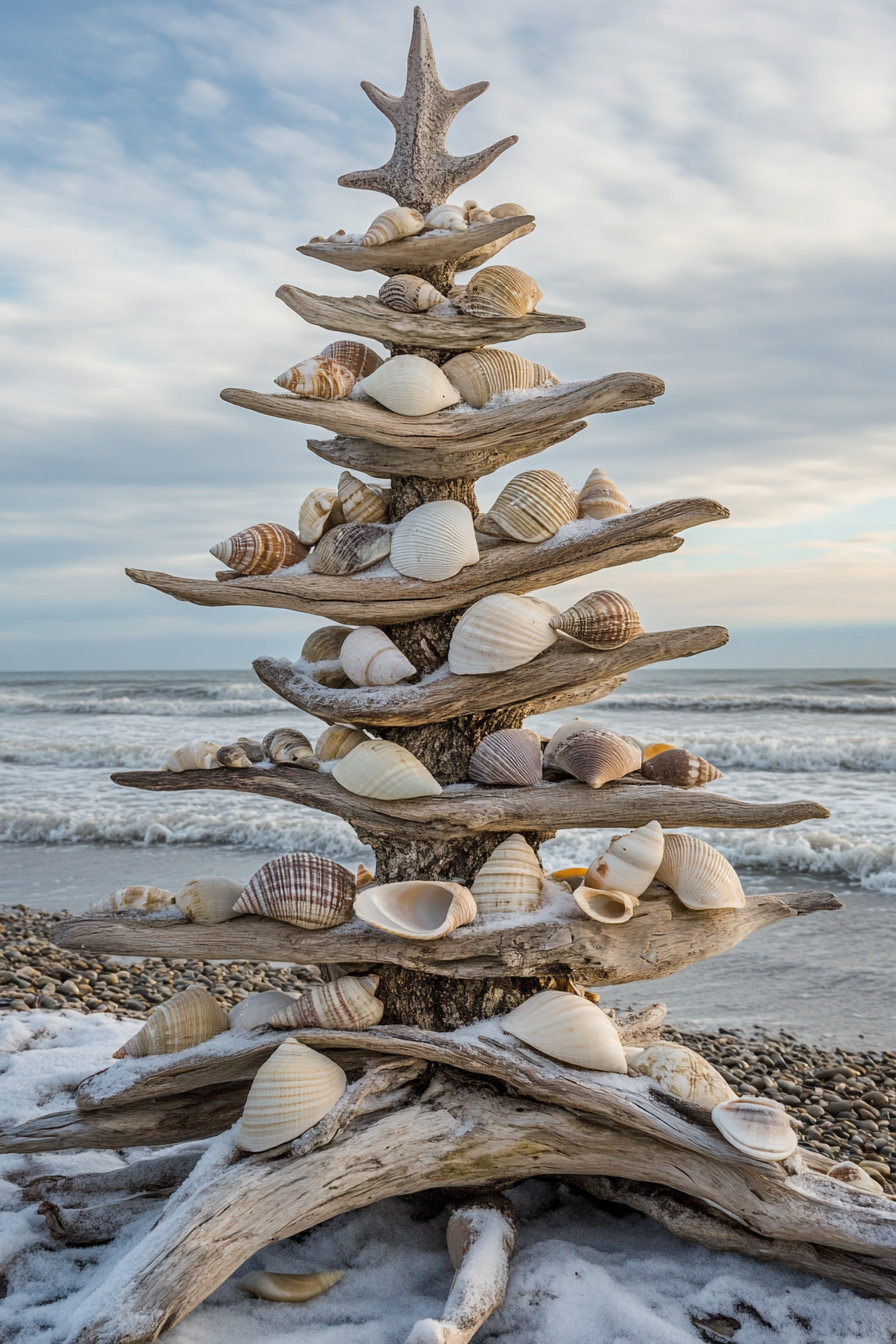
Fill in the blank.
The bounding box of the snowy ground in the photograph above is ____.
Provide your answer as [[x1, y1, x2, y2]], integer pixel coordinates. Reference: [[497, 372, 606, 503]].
[[2, 1010, 896, 1344]]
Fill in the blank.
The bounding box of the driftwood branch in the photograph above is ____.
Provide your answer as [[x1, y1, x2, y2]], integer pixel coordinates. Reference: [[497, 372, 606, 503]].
[[298, 216, 534, 276], [40, 1194, 168, 1247], [405, 1196, 517, 1344], [304, 423, 589, 481], [21, 1150, 207, 1203]]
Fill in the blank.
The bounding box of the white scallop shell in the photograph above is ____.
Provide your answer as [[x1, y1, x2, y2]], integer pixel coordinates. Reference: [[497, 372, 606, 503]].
[[354, 881, 476, 940], [339, 627, 417, 687], [359, 356, 462, 417], [629, 1043, 736, 1108], [655, 834, 746, 910], [228, 990, 300, 1032], [475, 469, 579, 542], [573, 887, 638, 924], [584, 821, 665, 897], [174, 876, 244, 923], [447, 594, 558, 675], [331, 739, 442, 800], [470, 834, 543, 914], [165, 739, 222, 772], [711, 1097, 798, 1161], [467, 728, 543, 787], [502, 991, 627, 1072], [390, 501, 480, 581], [237, 1039, 347, 1152]]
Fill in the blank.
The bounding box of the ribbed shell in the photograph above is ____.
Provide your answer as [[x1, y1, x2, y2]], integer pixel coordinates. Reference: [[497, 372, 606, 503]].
[[470, 834, 544, 914], [442, 350, 557, 410], [234, 852, 356, 929], [298, 487, 343, 546], [337, 471, 389, 525], [456, 265, 542, 319], [262, 727, 313, 765], [584, 820, 665, 897], [423, 202, 468, 231], [165, 739, 221, 772], [551, 591, 643, 649], [339, 626, 416, 686], [237, 1040, 347, 1151], [574, 887, 638, 924], [359, 206, 425, 247], [319, 341, 382, 380], [90, 885, 174, 914], [112, 986, 229, 1059], [468, 728, 543, 787], [216, 743, 254, 768], [578, 467, 629, 520], [359, 356, 462, 416], [331, 739, 442, 801], [378, 274, 445, 312], [641, 747, 723, 788], [502, 991, 627, 1072], [275, 357, 357, 399], [630, 1043, 736, 1108], [229, 990, 300, 1032], [174, 876, 244, 923], [315, 723, 369, 762], [301, 626, 354, 662], [489, 202, 527, 219], [307, 523, 392, 575], [354, 881, 476, 940], [389, 500, 479, 580], [209, 524, 307, 576], [447, 594, 558, 676], [270, 975, 383, 1030], [655, 834, 746, 910], [237, 1271, 345, 1302], [476, 469, 578, 542], [543, 724, 641, 789], [711, 1098, 798, 1161]]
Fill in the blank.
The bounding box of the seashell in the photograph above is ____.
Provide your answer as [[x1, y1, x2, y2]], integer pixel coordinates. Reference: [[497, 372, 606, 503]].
[[275, 357, 357, 400], [298, 487, 343, 546], [234, 852, 356, 929], [315, 723, 370, 762], [422, 202, 468, 232], [711, 1097, 798, 1162], [354, 881, 475, 940], [112, 986, 229, 1059], [337, 471, 389, 525], [307, 523, 392, 575], [630, 1043, 736, 1108], [270, 975, 383, 1030], [468, 728, 543, 787], [456, 265, 542, 320], [502, 990, 627, 1072], [390, 500, 480, 581], [489, 202, 527, 219], [327, 229, 346, 241], [642, 741, 676, 762], [89, 885, 175, 915], [447, 284, 467, 304], [331, 739, 441, 800], [311, 667, 351, 690], [210, 523, 307, 576], [339, 626, 417, 687], [262, 727, 314, 766], [543, 723, 641, 789], [237, 1039, 347, 1151], [174, 876, 244, 923], [448, 594, 558, 675], [216, 743, 255, 768], [165, 739, 222, 772], [301, 625, 354, 662], [378, 274, 445, 312], [442, 350, 557, 410], [359, 355, 462, 417], [655, 834, 746, 910], [356, 862, 375, 887], [827, 1161, 884, 1194], [551, 591, 642, 650], [229, 990, 300, 1032], [464, 200, 494, 224], [584, 820, 665, 897], [237, 1270, 344, 1302], [549, 867, 587, 891], [236, 737, 265, 762], [470, 834, 543, 914], [641, 747, 723, 788], [578, 467, 629, 520], [474, 469, 578, 542], [359, 206, 425, 247], [574, 887, 638, 924], [319, 341, 382, 380]]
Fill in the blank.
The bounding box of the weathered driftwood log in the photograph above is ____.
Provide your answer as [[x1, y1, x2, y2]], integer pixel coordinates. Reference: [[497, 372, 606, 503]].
[[304, 423, 588, 480], [299, 216, 534, 279], [40, 1194, 168, 1247], [21, 1149, 207, 1203], [405, 1196, 517, 1344]]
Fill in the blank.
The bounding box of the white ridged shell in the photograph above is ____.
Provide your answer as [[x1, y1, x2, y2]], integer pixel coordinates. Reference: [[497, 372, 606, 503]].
[[502, 991, 627, 1072], [390, 501, 480, 581], [423, 203, 468, 232], [298, 487, 343, 546], [578, 467, 629, 519], [442, 350, 557, 410], [584, 821, 665, 897], [456, 266, 542, 319], [574, 887, 638, 924], [359, 206, 425, 247], [543, 724, 641, 789], [234, 853, 356, 929], [174, 876, 244, 923], [711, 1097, 798, 1161], [359, 356, 462, 417], [89, 885, 175, 915], [630, 1043, 737, 1108], [378, 275, 445, 312], [476, 469, 579, 541], [337, 471, 389, 525], [448, 594, 558, 675], [113, 986, 230, 1059], [229, 990, 300, 1032], [270, 975, 383, 1030], [332, 739, 442, 801], [470, 834, 544, 914], [301, 626, 354, 662], [315, 723, 370, 762], [354, 881, 476, 940], [237, 1040, 347, 1151], [655, 834, 746, 910], [468, 728, 543, 787], [165, 739, 222, 772], [339, 627, 416, 687]]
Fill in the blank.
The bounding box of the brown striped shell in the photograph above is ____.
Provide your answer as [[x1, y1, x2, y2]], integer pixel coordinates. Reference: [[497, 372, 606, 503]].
[[269, 975, 383, 1030], [441, 350, 557, 410], [307, 523, 391, 575], [475, 469, 579, 542], [234, 852, 356, 929], [578, 467, 629, 520], [301, 625, 354, 662], [378, 274, 445, 312], [319, 341, 382, 380], [337, 471, 389, 525], [542, 724, 641, 789], [550, 591, 643, 650], [456, 265, 542, 318], [274, 356, 357, 399], [112, 986, 229, 1058], [468, 728, 543, 787], [641, 747, 723, 788], [209, 524, 307, 576], [262, 728, 314, 765]]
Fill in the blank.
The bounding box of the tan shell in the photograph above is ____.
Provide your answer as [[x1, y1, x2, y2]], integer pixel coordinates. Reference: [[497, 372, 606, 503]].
[[165, 739, 221, 772], [641, 748, 723, 788], [215, 743, 254, 768], [298, 487, 344, 546], [828, 1162, 884, 1194], [578, 467, 629, 520], [470, 834, 543, 914], [112, 986, 229, 1059], [442, 350, 557, 410], [468, 728, 543, 787], [574, 887, 638, 924], [359, 355, 462, 416], [237, 1039, 347, 1151], [301, 625, 354, 662], [229, 990, 300, 1032], [307, 523, 392, 575], [174, 876, 244, 923], [466, 206, 494, 224], [209, 524, 307, 576], [237, 1270, 344, 1302], [502, 991, 627, 1072], [551, 591, 643, 650], [339, 626, 417, 686], [359, 206, 425, 247], [390, 500, 480, 581], [584, 820, 665, 897], [489, 202, 528, 219], [262, 727, 313, 765], [270, 975, 383, 1030], [315, 723, 370, 762], [655, 834, 746, 910], [456, 265, 542, 319], [475, 469, 579, 542], [331, 739, 442, 801], [274, 356, 357, 399], [630, 1043, 737, 1108], [337, 471, 389, 525], [319, 341, 382, 380], [711, 1097, 798, 1161], [356, 863, 375, 887], [234, 852, 356, 929], [354, 880, 476, 939], [89, 885, 175, 914], [447, 594, 558, 675], [423, 202, 468, 232], [378, 274, 445, 312], [542, 724, 641, 788]]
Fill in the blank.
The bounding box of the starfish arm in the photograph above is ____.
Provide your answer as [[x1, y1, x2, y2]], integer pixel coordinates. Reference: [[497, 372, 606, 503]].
[[440, 136, 520, 192], [337, 166, 396, 196], [440, 80, 490, 116], [360, 81, 403, 129]]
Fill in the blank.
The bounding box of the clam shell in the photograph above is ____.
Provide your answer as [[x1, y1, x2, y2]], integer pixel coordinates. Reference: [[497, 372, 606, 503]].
[[320, 341, 382, 380], [229, 990, 300, 1032], [112, 986, 229, 1059], [359, 206, 425, 247], [378, 275, 445, 312], [551, 591, 642, 649], [456, 265, 542, 319], [210, 524, 307, 576], [301, 626, 354, 662], [234, 852, 356, 929], [262, 727, 314, 765], [655, 834, 746, 910], [315, 723, 370, 762], [89, 885, 175, 914], [470, 834, 543, 914], [502, 990, 627, 1072], [630, 1043, 736, 1108], [307, 523, 392, 575], [237, 1039, 347, 1151], [489, 202, 527, 219], [711, 1097, 798, 1161], [475, 469, 578, 542], [423, 202, 468, 231], [642, 741, 676, 762], [337, 471, 389, 525], [298, 487, 343, 546], [390, 500, 480, 581], [584, 820, 665, 897], [578, 467, 629, 520], [331, 739, 442, 800], [442, 350, 557, 410], [641, 748, 723, 788], [354, 881, 476, 940], [574, 887, 638, 923], [359, 355, 462, 417], [270, 975, 383, 1030], [174, 876, 244, 924], [468, 728, 543, 787], [237, 1270, 344, 1302], [542, 724, 641, 788], [216, 743, 254, 768], [339, 626, 417, 686], [165, 739, 221, 772], [447, 594, 558, 675], [274, 356, 356, 399], [827, 1161, 884, 1194]]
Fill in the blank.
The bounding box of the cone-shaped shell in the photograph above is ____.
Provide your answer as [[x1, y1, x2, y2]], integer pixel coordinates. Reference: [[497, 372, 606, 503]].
[[331, 739, 441, 801], [339, 626, 416, 687], [275, 356, 356, 400], [359, 356, 462, 417], [262, 727, 314, 765], [209, 523, 307, 576], [90, 885, 175, 914], [584, 820, 665, 897], [216, 743, 254, 768], [630, 1042, 736, 1108], [641, 747, 723, 788], [475, 469, 579, 542], [502, 991, 627, 1072], [320, 341, 382, 380], [165, 739, 221, 772], [711, 1097, 798, 1161], [456, 265, 542, 319], [468, 728, 543, 787], [270, 975, 383, 1030], [359, 206, 425, 247], [578, 467, 629, 520], [354, 881, 475, 940], [307, 523, 391, 575], [442, 350, 557, 411], [234, 852, 356, 929], [174, 876, 244, 923], [229, 990, 300, 1032], [642, 741, 676, 762], [237, 1039, 347, 1151], [489, 202, 527, 219], [379, 275, 444, 312], [337, 471, 389, 525], [551, 591, 642, 650], [301, 625, 354, 663], [298, 487, 343, 546], [238, 1270, 345, 1302], [356, 862, 375, 887], [423, 202, 468, 232], [574, 887, 638, 924], [655, 834, 746, 910], [315, 723, 370, 762], [827, 1162, 883, 1194], [390, 500, 480, 581], [112, 986, 229, 1059], [470, 834, 544, 914], [448, 594, 558, 676], [543, 724, 641, 789]]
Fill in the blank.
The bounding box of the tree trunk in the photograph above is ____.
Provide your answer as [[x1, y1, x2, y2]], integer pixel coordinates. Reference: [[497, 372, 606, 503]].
[[368, 964, 555, 1029]]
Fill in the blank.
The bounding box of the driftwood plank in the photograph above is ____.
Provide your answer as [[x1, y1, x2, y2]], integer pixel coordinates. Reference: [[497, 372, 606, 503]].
[[296, 215, 535, 276], [304, 422, 589, 480]]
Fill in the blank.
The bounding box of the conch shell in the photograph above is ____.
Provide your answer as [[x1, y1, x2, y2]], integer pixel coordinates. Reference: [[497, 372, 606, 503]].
[[542, 724, 641, 788], [270, 975, 383, 1030], [474, 469, 578, 541], [339, 626, 417, 686], [502, 991, 627, 1072], [275, 356, 357, 400], [307, 523, 391, 575], [331, 739, 442, 801], [174, 876, 244, 923], [237, 1270, 344, 1302], [165, 739, 221, 772], [578, 467, 629, 520], [298, 487, 343, 546], [550, 591, 642, 649], [112, 986, 229, 1059], [641, 748, 723, 788], [210, 523, 307, 575], [359, 206, 425, 247], [422, 202, 468, 232], [378, 275, 444, 312], [655, 834, 746, 910], [234, 852, 356, 929], [229, 990, 300, 1032], [262, 727, 314, 766], [711, 1097, 798, 1161], [489, 202, 527, 219], [584, 820, 664, 897], [237, 1039, 347, 1151], [319, 341, 382, 380], [470, 834, 543, 915], [456, 265, 542, 319], [89, 885, 175, 915], [447, 594, 558, 675], [468, 728, 543, 787], [354, 881, 476, 940], [574, 887, 638, 924], [337, 471, 389, 525], [442, 350, 557, 410], [315, 723, 370, 762], [301, 625, 354, 662], [359, 355, 462, 416], [630, 1043, 737, 1108], [389, 500, 479, 581]]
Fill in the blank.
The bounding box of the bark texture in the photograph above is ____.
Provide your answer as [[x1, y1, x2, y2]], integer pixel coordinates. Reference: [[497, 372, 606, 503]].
[[369, 964, 555, 1028]]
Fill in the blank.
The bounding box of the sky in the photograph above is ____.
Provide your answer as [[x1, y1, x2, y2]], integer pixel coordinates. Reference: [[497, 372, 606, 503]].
[[1, 0, 894, 670]]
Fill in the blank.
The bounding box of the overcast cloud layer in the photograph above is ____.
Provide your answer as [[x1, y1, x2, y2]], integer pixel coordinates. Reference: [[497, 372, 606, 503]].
[[1, 0, 894, 669]]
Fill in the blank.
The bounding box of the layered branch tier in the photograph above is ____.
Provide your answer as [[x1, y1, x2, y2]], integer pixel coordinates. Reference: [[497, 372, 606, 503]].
[[303, 424, 587, 480], [299, 214, 534, 276]]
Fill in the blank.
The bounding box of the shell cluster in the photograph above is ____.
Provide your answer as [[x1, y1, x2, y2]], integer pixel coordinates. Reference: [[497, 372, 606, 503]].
[[475, 469, 578, 542], [210, 523, 307, 577], [354, 880, 476, 940], [542, 723, 641, 789], [275, 341, 382, 400], [234, 852, 357, 929]]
